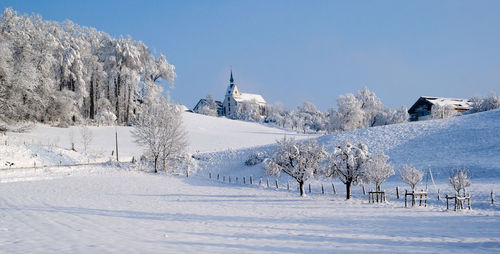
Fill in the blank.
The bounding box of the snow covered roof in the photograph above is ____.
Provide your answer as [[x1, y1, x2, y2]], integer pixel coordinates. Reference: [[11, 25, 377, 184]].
[[234, 93, 266, 104], [421, 96, 472, 110]]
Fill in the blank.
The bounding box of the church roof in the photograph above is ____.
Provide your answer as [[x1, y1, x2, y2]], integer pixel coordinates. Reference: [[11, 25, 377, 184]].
[[234, 93, 266, 104]]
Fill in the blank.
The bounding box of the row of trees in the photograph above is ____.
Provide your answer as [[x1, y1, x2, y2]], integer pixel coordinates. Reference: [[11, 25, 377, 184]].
[[232, 87, 408, 133], [0, 8, 175, 126], [264, 138, 394, 198], [264, 137, 472, 198]]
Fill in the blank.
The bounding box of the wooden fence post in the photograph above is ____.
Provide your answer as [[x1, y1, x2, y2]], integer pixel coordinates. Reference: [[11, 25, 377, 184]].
[[243, 177, 246, 184], [287, 181, 290, 190], [321, 184, 324, 195], [405, 190, 408, 207], [209, 172, 211, 179], [396, 186, 400, 199], [438, 189, 440, 201], [275, 179, 279, 189], [250, 176, 253, 185], [217, 174, 219, 180], [259, 178, 262, 186], [492, 191, 495, 205], [229, 176, 231, 183], [332, 183, 336, 195], [308, 183, 311, 193], [362, 185, 366, 195], [236, 177, 239, 183], [267, 178, 270, 188]]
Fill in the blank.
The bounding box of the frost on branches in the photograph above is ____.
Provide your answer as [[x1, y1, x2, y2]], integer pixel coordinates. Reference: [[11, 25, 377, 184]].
[[449, 168, 471, 196], [362, 151, 394, 192], [265, 137, 326, 196], [0, 8, 175, 126], [399, 164, 423, 192], [323, 140, 370, 199], [431, 104, 458, 119], [132, 100, 187, 173]]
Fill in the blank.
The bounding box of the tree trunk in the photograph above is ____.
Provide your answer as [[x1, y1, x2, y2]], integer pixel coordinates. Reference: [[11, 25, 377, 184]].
[[346, 181, 352, 199], [125, 83, 131, 125], [299, 181, 305, 197], [376, 184, 381, 192], [89, 79, 95, 120], [115, 75, 121, 124], [153, 156, 158, 173]]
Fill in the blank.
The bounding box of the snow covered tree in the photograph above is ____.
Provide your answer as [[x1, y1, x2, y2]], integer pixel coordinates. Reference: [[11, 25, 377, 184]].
[[0, 8, 175, 126], [332, 94, 364, 131], [322, 140, 370, 199], [80, 125, 93, 155], [132, 100, 187, 173], [399, 164, 423, 192], [197, 94, 218, 117], [470, 93, 500, 113], [362, 151, 394, 191], [431, 104, 457, 119], [265, 137, 326, 196], [449, 168, 471, 196]]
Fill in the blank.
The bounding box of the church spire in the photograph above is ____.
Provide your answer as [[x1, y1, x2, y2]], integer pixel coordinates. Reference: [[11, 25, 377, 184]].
[[229, 68, 234, 84]]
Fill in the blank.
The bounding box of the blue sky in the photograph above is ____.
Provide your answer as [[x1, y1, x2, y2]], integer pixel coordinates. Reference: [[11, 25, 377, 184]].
[[2, 0, 500, 110]]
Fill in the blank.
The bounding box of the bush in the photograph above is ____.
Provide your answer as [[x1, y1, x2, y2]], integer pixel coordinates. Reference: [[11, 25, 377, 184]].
[[245, 151, 268, 166]]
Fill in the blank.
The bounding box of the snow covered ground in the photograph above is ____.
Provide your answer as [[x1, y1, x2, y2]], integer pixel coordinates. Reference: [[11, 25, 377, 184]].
[[0, 112, 311, 169], [1, 110, 499, 253], [1, 168, 499, 253]]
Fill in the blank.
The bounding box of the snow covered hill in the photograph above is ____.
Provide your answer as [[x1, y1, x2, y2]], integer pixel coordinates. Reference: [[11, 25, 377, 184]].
[[0, 112, 312, 169], [197, 109, 500, 181]]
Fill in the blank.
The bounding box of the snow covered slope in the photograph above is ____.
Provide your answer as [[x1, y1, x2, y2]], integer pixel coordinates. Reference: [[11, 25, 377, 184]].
[[0, 112, 312, 168], [196, 109, 500, 180]]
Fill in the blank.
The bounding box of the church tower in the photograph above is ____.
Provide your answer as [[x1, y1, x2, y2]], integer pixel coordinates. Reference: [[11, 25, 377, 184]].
[[223, 69, 239, 117]]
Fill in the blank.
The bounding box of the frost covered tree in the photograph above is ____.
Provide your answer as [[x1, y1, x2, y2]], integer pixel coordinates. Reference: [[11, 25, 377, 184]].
[[0, 8, 175, 126], [469, 93, 500, 113], [265, 137, 326, 196], [197, 94, 218, 117], [399, 164, 423, 192], [327, 88, 408, 132], [80, 125, 93, 155], [449, 168, 471, 196], [362, 151, 394, 191], [322, 140, 370, 199], [431, 104, 457, 119], [132, 100, 187, 173], [333, 94, 365, 131]]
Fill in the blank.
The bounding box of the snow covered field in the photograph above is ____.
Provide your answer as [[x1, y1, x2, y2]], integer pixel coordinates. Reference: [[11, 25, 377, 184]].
[[0, 112, 311, 169], [1, 168, 499, 253], [1, 110, 499, 253]]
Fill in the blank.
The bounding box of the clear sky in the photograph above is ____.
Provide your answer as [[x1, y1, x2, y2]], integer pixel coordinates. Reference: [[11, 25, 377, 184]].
[[2, 0, 499, 110]]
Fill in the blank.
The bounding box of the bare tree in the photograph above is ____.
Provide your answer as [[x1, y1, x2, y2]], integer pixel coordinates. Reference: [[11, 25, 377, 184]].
[[399, 164, 423, 192], [323, 140, 370, 199], [80, 125, 93, 155], [449, 168, 471, 196], [265, 137, 326, 196], [132, 101, 187, 173], [363, 151, 394, 191]]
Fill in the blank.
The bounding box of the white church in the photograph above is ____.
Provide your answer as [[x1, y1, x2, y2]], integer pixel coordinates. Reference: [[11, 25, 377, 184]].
[[222, 70, 266, 118]]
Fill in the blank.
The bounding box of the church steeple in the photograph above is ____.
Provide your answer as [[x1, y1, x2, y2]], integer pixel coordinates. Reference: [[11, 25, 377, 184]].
[[229, 69, 234, 84]]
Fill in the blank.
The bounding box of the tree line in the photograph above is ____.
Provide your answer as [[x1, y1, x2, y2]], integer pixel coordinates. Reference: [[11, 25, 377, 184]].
[[0, 8, 175, 127]]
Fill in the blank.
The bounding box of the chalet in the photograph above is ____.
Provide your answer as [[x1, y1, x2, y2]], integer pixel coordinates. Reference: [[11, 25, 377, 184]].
[[222, 70, 266, 118], [408, 96, 472, 121]]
